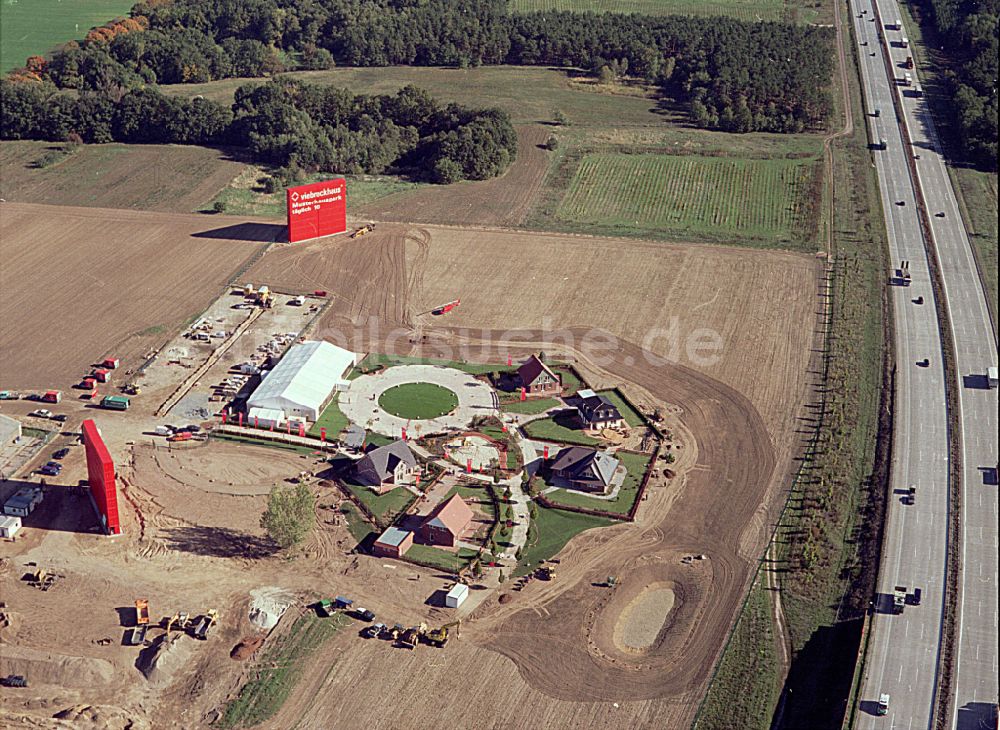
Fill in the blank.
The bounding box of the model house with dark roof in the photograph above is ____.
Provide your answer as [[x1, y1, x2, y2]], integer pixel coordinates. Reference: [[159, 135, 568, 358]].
[[516, 354, 561, 396], [354, 439, 418, 494], [575, 389, 625, 431], [549, 446, 621, 493], [419, 494, 474, 547]]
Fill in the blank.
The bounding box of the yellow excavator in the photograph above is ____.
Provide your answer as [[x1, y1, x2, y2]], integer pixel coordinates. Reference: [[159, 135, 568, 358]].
[[399, 622, 427, 649], [425, 620, 461, 648], [351, 223, 376, 239], [162, 611, 190, 633]]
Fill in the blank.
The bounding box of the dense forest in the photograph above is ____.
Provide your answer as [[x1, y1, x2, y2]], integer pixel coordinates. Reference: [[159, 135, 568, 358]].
[[0, 79, 518, 183], [915, 0, 998, 169], [4, 0, 834, 135]]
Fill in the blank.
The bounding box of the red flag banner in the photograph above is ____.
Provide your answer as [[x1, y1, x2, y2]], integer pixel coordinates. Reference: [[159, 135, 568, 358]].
[[320, 428, 327, 442]]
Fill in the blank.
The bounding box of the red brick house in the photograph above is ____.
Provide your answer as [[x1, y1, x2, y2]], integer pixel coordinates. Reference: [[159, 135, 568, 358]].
[[419, 494, 474, 547], [516, 354, 561, 396]]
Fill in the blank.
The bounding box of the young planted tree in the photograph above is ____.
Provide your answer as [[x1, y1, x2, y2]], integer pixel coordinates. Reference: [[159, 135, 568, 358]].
[[261, 482, 315, 549]]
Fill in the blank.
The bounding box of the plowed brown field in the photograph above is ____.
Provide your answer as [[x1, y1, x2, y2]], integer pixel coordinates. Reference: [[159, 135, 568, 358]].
[[0, 203, 273, 389], [357, 125, 551, 227], [242, 222, 819, 727], [0, 142, 244, 213]]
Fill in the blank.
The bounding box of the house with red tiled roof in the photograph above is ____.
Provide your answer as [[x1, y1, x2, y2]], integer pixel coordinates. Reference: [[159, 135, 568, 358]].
[[419, 494, 474, 547], [516, 354, 560, 396]]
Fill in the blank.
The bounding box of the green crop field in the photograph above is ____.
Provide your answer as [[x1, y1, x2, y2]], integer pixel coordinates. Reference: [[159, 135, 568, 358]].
[[555, 152, 821, 246], [0, 0, 134, 73], [510, 0, 787, 22]]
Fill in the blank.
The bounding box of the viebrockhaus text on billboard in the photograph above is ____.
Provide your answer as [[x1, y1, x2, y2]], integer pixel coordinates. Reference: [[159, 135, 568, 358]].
[[286, 178, 347, 243]]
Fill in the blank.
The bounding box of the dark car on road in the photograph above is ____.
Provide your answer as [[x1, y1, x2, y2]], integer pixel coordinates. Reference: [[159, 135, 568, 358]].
[[52, 448, 70, 460]]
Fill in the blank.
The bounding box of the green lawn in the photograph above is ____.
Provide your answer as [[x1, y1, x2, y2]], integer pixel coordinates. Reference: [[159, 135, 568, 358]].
[[552, 366, 583, 396], [542, 451, 651, 515], [595, 389, 644, 428], [554, 152, 822, 246], [343, 483, 416, 528], [359, 353, 513, 376], [378, 383, 459, 420], [218, 611, 347, 728], [405, 543, 473, 571], [510, 0, 788, 22], [0, 0, 134, 73], [523, 417, 598, 446], [339, 503, 375, 544], [501, 397, 561, 415], [308, 396, 349, 439], [951, 167, 998, 333], [516, 505, 611, 576], [212, 167, 425, 221]]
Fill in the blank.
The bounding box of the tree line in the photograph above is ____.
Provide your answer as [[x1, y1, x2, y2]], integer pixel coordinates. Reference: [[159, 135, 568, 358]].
[[0, 80, 518, 183], [915, 0, 998, 169], [6, 0, 834, 134]]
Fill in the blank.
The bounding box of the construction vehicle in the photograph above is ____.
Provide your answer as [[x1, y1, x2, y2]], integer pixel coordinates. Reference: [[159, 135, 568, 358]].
[[0, 675, 28, 688], [424, 620, 461, 648], [25, 568, 59, 591], [351, 223, 376, 238], [536, 566, 557, 581], [431, 299, 461, 316], [399, 623, 427, 650], [387, 624, 405, 641], [892, 586, 907, 614], [122, 383, 142, 396], [127, 625, 148, 646], [606, 575, 617, 588], [135, 599, 150, 625], [192, 609, 218, 640], [162, 611, 190, 633]]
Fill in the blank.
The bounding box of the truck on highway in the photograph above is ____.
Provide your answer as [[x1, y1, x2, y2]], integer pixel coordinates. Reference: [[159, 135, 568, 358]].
[[987, 366, 998, 388], [893, 586, 907, 614], [877, 693, 890, 715], [901, 36, 909, 48], [902, 73, 913, 86]]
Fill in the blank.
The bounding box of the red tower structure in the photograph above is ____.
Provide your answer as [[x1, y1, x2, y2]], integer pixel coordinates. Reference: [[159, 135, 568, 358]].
[[81, 419, 121, 535]]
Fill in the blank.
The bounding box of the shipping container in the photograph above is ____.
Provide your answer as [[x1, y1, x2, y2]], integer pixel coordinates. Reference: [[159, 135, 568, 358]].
[[101, 358, 120, 369], [93, 369, 110, 383]]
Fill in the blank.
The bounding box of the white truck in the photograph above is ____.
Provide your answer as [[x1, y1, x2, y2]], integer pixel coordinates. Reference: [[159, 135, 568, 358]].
[[988, 366, 999, 389]]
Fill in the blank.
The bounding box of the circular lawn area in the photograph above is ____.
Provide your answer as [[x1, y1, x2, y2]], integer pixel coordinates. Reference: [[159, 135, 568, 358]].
[[378, 382, 459, 420]]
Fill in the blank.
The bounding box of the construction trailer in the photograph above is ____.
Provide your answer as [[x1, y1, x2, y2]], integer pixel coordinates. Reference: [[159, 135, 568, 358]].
[[101, 395, 130, 411], [0, 515, 22, 538], [445, 583, 469, 608], [4, 488, 43, 518]]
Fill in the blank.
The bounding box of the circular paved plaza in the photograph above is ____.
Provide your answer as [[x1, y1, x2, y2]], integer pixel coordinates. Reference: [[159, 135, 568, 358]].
[[340, 364, 498, 438]]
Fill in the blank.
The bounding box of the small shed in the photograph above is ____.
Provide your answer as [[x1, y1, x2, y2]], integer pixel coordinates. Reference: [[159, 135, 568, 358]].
[[445, 583, 469, 608], [0, 515, 22, 538], [373, 526, 413, 559]]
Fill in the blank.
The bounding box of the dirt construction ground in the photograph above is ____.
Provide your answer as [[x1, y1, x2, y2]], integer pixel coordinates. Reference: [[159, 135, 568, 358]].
[[0, 202, 276, 390], [239, 222, 821, 725]]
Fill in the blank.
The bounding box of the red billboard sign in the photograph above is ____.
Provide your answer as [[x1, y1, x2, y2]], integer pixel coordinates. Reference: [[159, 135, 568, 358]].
[[286, 179, 347, 243], [81, 419, 121, 535]]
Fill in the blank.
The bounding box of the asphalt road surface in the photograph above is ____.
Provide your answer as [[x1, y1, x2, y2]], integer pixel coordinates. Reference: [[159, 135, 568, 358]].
[[850, 1, 999, 728]]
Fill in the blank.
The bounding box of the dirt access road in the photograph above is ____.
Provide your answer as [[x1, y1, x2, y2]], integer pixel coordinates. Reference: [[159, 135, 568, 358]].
[[0, 203, 276, 390]]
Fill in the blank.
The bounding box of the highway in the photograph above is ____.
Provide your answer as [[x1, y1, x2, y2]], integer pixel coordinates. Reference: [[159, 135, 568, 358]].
[[849, 2, 950, 726], [849, 1, 999, 728]]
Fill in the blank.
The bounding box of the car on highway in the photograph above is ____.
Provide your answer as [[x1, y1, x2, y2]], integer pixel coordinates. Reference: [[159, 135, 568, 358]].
[[877, 693, 890, 715], [52, 448, 70, 460], [918, 358, 931, 367], [28, 409, 53, 419], [897, 200, 906, 206], [935, 211, 945, 217]]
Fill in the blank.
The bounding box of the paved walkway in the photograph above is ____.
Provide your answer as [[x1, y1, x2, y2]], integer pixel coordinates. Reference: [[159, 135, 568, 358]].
[[340, 365, 497, 439]]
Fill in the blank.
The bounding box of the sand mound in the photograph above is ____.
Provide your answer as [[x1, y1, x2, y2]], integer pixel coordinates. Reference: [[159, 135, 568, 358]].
[[138, 634, 193, 687], [0, 646, 114, 688], [248, 587, 295, 631]]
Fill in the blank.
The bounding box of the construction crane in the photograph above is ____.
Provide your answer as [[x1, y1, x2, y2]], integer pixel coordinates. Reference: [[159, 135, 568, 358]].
[[424, 620, 461, 648], [351, 223, 376, 239]]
